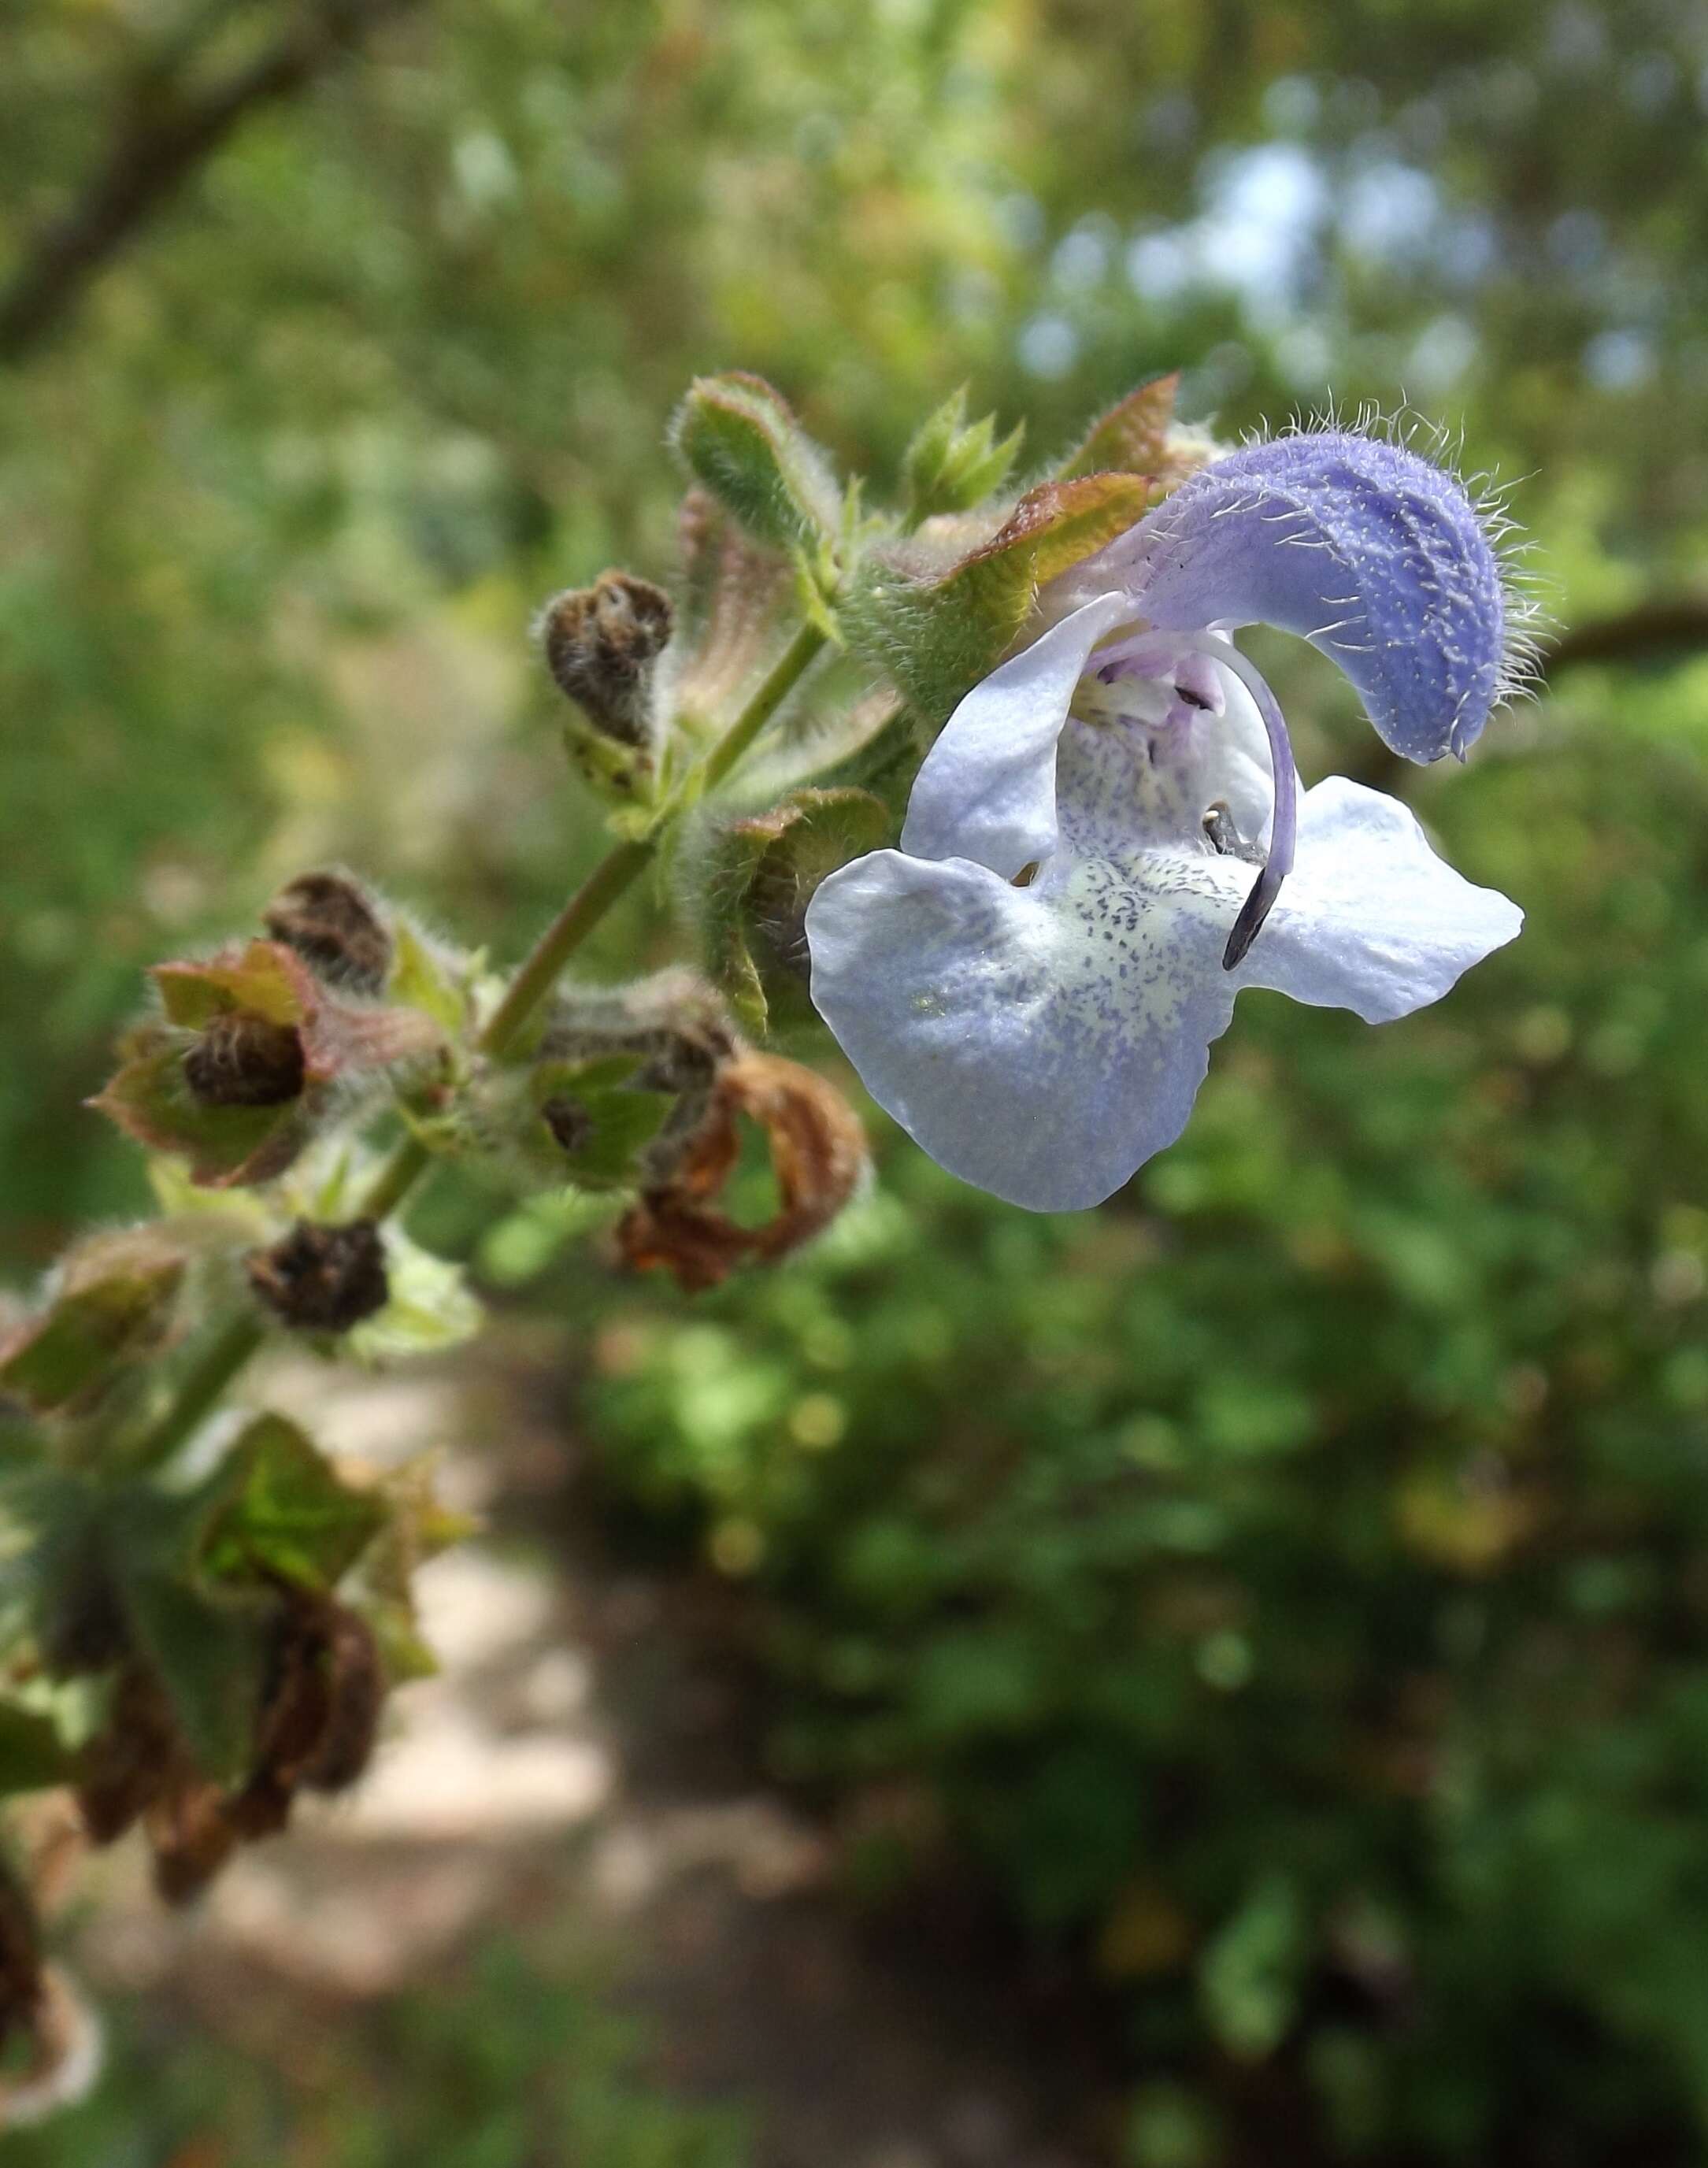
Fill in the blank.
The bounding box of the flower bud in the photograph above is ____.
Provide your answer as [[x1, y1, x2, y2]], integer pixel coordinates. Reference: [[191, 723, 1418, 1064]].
[[539, 570, 674, 748], [246, 1220, 390, 1334], [182, 1010, 306, 1108], [264, 871, 392, 995]]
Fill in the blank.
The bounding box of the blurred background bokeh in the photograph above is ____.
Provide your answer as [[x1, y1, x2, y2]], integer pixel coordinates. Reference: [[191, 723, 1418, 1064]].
[[4, 1, 1708, 2162]]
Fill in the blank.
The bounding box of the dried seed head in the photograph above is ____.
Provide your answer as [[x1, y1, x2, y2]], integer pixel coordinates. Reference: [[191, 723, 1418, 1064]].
[[228, 1596, 384, 1839], [264, 872, 392, 994], [301, 1607, 383, 1794], [146, 1781, 237, 1906], [75, 1669, 183, 1846], [246, 1219, 389, 1334], [182, 1011, 306, 1108], [539, 570, 675, 746]]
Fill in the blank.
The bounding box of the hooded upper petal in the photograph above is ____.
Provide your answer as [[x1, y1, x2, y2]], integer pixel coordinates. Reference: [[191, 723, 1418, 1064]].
[[1070, 430, 1510, 764]]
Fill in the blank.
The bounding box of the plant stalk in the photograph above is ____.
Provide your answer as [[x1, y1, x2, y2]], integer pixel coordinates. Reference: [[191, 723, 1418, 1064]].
[[128, 614, 829, 1467]]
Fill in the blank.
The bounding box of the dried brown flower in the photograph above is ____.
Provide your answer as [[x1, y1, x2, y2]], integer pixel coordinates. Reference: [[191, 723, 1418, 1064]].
[[618, 1052, 868, 1291], [246, 1220, 389, 1334]]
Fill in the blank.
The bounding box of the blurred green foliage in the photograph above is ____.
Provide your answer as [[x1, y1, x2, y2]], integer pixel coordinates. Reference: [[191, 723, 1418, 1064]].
[[8, 1940, 751, 2167], [4, 0, 1708, 2161]]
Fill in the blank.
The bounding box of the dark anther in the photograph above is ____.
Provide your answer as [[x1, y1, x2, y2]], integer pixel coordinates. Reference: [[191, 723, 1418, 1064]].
[[246, 1220, 389, 1334], [1175, 680, 1213, 710]]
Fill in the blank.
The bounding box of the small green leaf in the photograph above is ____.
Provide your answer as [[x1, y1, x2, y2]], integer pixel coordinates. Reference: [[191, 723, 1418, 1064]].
[[203, 1412, 387, 1592], [1059, 372, 1214, 495], [0, 1699, 77, 1797], [387, 919, 472, 1038], [671, 373, 839, 554], [88, 1029, 312, 1189], [528, 1054, 676, 1189], [0, 1232, 187, 1412], [122, 1566, 272, 1778], [698, 788, 892, 1032], [903, 387, 1026, 524], [347, 1232, 484, 1361], [154, 939, 317, 1031]]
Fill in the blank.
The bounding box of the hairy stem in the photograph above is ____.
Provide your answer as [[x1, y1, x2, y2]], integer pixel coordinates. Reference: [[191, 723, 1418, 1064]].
[[130, 615, 830, 1466]]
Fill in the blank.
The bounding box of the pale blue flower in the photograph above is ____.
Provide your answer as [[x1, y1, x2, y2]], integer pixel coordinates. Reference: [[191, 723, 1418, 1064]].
[[806, 430, 1527, 1210]]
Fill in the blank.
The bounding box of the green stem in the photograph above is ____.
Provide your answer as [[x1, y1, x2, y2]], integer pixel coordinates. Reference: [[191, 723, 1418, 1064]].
[[130, 1311, 265, 1469], [130, 612, 829, 1466], [695, 617, 827, 795]]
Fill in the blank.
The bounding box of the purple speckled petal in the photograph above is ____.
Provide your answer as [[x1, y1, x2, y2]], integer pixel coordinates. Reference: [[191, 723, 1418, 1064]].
[[1228, 776, 1524, 1021], [900, 592, 1136, 876], [805, 843, 1239, 1212], [1077, 431, 1508, 764]]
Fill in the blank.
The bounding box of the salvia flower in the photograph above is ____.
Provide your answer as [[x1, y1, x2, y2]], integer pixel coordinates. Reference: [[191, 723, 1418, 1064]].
[[806, 428, 1529, 1211]]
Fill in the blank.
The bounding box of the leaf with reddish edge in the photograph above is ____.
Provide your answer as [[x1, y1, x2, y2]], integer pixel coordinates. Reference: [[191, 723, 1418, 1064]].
[[1058, 371, 1213, 495], [847, 472, 1158, 730], [0, 1230, 188, 1412], [89, 940, 444, 1188]]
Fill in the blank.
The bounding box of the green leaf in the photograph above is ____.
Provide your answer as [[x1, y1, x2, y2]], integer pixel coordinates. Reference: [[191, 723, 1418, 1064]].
[[122, 1565, 272, 1779], [670, 373, 839, 554], [1198, 1874, 1307, 2061], [0, 1699, 77, 1798], [347, 1231, 484, 1360], [902, 387, 1026, 524], [698, 788, 892, 1032], [1058, 372, 1214, 495], [387, 918, 473, 1037], [527, 1053, 676, 1189], [0, 1231, 187, 1412], [153, 939, 317, 1031], [345, 1463, 472, 1686], [88, 1028, 312, 1189], [203, 1412, 387, 1592]]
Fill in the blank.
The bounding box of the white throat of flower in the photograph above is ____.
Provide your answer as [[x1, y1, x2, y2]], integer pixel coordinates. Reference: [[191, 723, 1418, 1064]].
[[1072, 628, 1300, 968]]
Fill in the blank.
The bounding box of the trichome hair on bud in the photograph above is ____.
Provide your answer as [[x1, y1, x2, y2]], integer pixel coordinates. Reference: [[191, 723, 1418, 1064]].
[[264, 872, 392, 995], [246, 1219, 390, 1334], [537, 570, 675, 747], [539, 969, 740, 1096], [182, 1011, 306, 1108]]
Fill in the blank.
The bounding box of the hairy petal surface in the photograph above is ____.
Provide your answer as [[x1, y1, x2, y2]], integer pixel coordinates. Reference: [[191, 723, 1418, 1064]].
[[1229, 777, 1524, 1021], [1073, 431, 1509, 764]]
